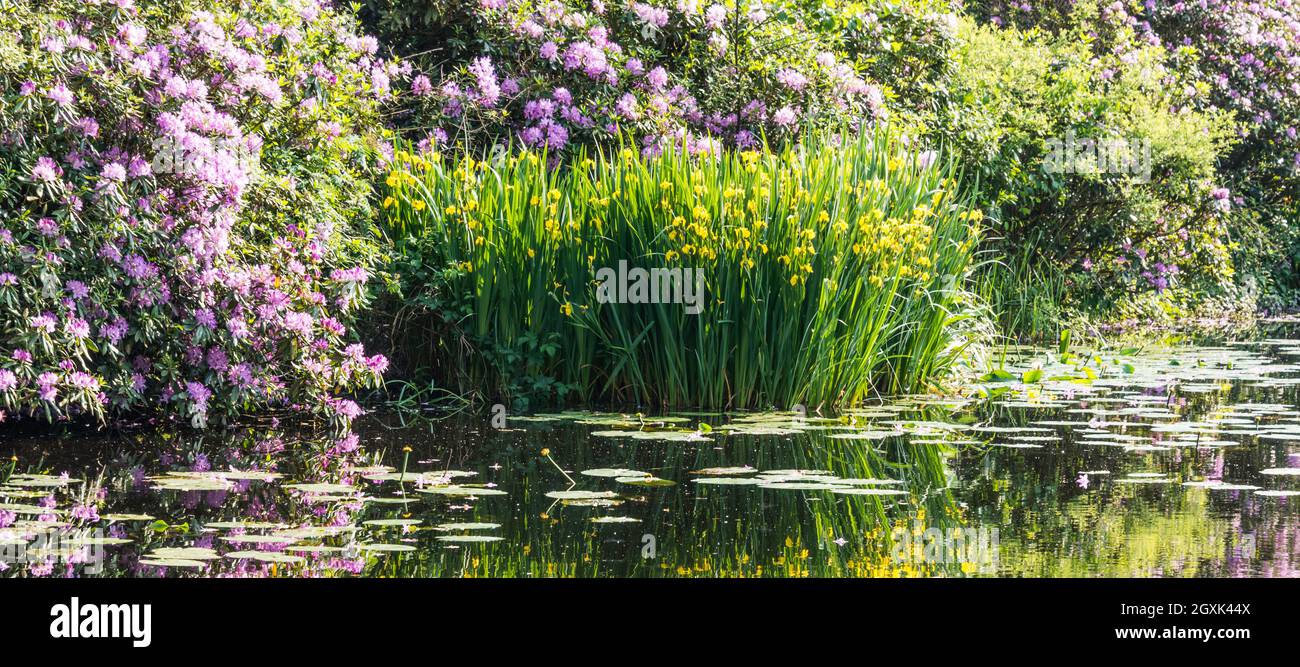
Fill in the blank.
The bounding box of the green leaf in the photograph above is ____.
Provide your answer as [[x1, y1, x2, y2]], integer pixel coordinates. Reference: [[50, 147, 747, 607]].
[[979, 369, 1017, 383]]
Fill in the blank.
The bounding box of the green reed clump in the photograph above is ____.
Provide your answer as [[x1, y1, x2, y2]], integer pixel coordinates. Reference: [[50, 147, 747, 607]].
[[975, 229, 1073, 342], [382, 130, 984, 409]]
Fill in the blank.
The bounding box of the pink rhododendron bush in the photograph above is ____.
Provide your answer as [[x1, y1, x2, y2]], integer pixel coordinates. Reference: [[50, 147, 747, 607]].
[[404, 0, 886, 155], [0, 0, 396, 427]]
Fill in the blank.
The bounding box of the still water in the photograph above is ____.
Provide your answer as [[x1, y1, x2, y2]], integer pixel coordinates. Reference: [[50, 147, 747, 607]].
[[3, 334, 1299, 578]]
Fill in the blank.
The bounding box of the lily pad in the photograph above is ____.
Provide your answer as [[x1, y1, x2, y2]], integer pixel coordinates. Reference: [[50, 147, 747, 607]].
[[758, 482, 847, 491], [283, 483, 358, 494], [146, 547, 220, 561], [436, 535, 504, 543], [544, 490, 620, 500], [139, 558, 209, 569], [419, 486, 507, 497], [830, 487, 908, 496], [358, 543, 417, 552], [435, 522, 501, 531], [615, 476, 676, 487], [101, 513, 156, 522], [224, 551, 305, 564], [580, 468, 651, 478], [220, 534, 299, 545], [690, 466, 757, 476], [363, 518, 423, 527]]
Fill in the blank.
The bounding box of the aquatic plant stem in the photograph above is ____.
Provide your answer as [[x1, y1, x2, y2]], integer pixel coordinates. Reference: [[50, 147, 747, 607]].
[[542, 448, 576, 486]]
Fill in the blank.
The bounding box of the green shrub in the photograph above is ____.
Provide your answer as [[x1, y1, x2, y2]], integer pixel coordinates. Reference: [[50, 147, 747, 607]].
[[942, 20, 1234, 335], [966, 0, 1300, 316]]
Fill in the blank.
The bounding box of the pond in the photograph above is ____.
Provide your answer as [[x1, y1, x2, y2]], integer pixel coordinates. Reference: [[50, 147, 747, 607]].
[[3, 330, 1299, 578]]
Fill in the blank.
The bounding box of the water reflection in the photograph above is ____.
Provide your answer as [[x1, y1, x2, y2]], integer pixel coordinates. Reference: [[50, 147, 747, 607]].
[[2, 334, 1299, 578]]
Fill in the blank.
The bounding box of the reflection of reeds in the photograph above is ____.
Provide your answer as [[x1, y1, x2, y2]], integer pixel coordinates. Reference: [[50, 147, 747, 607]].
[[368, 416, 964, 578], [382, 130, 982, 409]]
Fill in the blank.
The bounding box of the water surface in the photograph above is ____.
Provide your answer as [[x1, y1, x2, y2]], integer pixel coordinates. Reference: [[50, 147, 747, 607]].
[[3, 333, 1299, 578]]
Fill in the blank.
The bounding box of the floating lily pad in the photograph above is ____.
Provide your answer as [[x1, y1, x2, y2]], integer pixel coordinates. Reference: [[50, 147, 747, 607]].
[[139, 558, 209, 569], [101, 513, 155, 522], [835, 478, 905, 486], [357, 543, 416, 552], [828, 431, 898, 440], [436, 535, 504, 543], [692, 477, 762, 485], [300, 494, 372, 503], [273, 526, 360, 539], [224, 551, 305, 564], [203, 521, 287, 530], [190, 470, 281, 481], [283, 483, 358, 494], [367, 497, 420, 505], [580, 468, 651, 478], [150, 477, 233, 492], [690, 466, 757, 476], [146, 547, 220, 561], [762, 469, 835, 477], [363, 518, 422, 527], [758, 482, 846, 491], [615, 476, 675, 487], [365, 470, 475, 483], [6, 475, 81, 488], [419, 486, 507, 496], [1185, 482, 1261, 491], [628, 431, 713, 442], [544, 490, 620, 500], [561, 498, 624, 507], [220, 534, 298, 545], [435, 522, 501, 531], [830, 487, 909, 496], [0, 503, 59, 515]]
